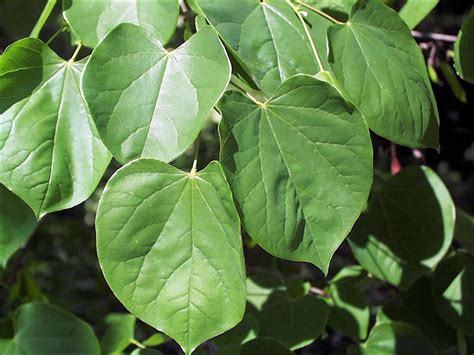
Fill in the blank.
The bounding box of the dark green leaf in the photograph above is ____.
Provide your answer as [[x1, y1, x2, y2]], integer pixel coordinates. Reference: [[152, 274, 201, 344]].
[[454, 8, 474, 83], [240, 338, 293, 355], [96, 159, 246, 354], [220, 74, 373, 273], [349, 166, 455, 290], [82, 24, 231, 164], [454, 209, 474, 256], [101, 313, 136, 355], [328, 0, 439, 148]]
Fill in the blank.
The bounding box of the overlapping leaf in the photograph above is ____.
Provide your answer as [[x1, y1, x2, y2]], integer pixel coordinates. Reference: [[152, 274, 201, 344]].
[[0, 185, 37, 268], [327, 0, 439, 148], [82, 24, 231, 164], [96, 159, 246, 354], [63, 0, 179, 48], [349, 166, 455, 290], [220, 74, 373, 273], [454, 8, 474, 83], [101, 313, 136, 355], [399, 0, 439, 29], [0, 39, 111, 219], [0, 302, 100, 354], [192, 0, 320, 96]]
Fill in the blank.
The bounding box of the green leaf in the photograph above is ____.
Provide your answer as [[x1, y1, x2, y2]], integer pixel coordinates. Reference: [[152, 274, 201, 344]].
[[213, 312, 259, 352], [101, 313, 136, 355], [142, 333, 169, 347], [399, 0, 439, 29], [0, 38, 111, 219], [432, 253, 474, 336], [439, 61, 467, 104], [192, 0, 320, 96], [0, 302, 100, 354], [256, 289, 329, 350], [305, 0, 356, 20], [96, 159, 246, 354], [327, 266, 370, 340], [220, 74, 373, 273], [246, 272, 285, 311], [82, 24, 231, 164], [349, 166, 455, 290], [0, 185, 37, 268], [327, 0, 439, 149], [63, 0, 179, 48], [454, 209, 474, 256], [240, 338, 293, 355], [454, 8, 474, 83], [363, 322, 438, 355]]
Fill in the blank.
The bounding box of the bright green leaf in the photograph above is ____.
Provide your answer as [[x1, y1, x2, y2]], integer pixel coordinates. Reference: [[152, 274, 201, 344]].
[[0, 185, 37, 268], [96, 159, 246, 354], [240, 338, 293, 355], [101, 313, 136, 355], [327, 0, 439, 149], [142, 333, 169, 347], [454, 209, 474, 256], [432, 253, 474, 336], [454, 8, 474, 83], [82, 24, 231, 164], [0, 38, 111, 219], [327, 266, 370, 340], [399, 0, 439, 29], [192, 0, 321, 96], [220, 74, 373, 273], [363, 322, 438, 355], [63, 0, 179, 48], [0, 302, 100, 354], [349, 166, 455, 290]]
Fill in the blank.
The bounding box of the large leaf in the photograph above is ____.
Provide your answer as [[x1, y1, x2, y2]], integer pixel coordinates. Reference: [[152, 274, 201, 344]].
[[0, 302, 100, 354], [220, 74, 373, 273], [192, 0, 320, 96], [327, 0, 439, 149], [96, 159, 246, 354], [432, 253, 474, 336], [101, 313, 136, 355], [454, 8, 474, 83], [0, 39, 111, 219], [63, 0, 179, 48], [0, 185, 37, 268], [399, 0, 439, 29], [363, 322, 437, 355], [82, 24, 231, 164], [349, 166, 455, 290]]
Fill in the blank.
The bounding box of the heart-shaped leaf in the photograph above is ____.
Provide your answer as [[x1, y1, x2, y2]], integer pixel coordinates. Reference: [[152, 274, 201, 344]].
[[0, 185, 37, 268], [0, 302, 100, 354], [327, 0, 439, 149], [220, 74, 373, 273], [82, 24, 231, 164], [63, 0, 179, 48], [96, 159, 246, 354], [192, 0, 321, 96], [0, 39, 111, 219], [349, 166, 455, 290]]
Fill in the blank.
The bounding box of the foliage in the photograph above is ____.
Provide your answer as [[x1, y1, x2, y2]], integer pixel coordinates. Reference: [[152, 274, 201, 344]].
[[0, 0, 473, 354]]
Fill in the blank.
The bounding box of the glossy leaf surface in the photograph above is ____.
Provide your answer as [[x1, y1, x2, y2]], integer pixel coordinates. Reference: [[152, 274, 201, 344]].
[[0, 39, 111, 219], [454, 8, 474, 83], [63, 0, 179, 48], [0, 302, 100, 354], [327, 0, 439, 148], [220, 75, 373, 273], [82, 24, 231, 164], [349, 166, 455, 290], [96, 159, 246, 354]]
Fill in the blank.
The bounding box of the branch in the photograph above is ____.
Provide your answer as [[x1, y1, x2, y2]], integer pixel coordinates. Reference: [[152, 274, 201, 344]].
[[412, 31, 457, 43]]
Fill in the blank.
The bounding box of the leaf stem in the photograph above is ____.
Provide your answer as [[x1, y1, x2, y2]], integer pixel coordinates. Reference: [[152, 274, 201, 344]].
[[190, 133, 201, 177], [297, 1, 344, 25], [130, 339, 146, 349], [229, 75, 265, 106], [46, 26, 66, 45], [30, 0, 58, 38], [68, 44, 83, 64], [287, 0, 325, 72]]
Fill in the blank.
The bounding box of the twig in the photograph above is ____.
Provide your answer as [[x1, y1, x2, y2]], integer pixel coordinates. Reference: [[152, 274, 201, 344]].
[[412, 31, 457, 43]]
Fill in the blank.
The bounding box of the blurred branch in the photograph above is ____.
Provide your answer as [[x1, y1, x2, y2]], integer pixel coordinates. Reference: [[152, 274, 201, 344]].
[[412, 30, 457, 43]]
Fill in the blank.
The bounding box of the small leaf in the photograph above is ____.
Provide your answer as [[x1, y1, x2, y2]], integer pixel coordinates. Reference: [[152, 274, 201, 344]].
[[0, 38, 111, 219], [349, 166, 455, 290], [82, 24, 231, 164], [399, 0, 439, 29], [240, 338, 293, 355], [143, 333, 169, 347], [432, 253, 474, 336], [96, 159, 246, 354], [363, 322, 438, 355], [0, 302, 100, 354], [454, 8, 474, 83], [0, 185, 37, 268], [454, 208, 474, 256], [192, 0, 321, 95], [63, 0, 179, 48], [327, 0, 439, 149], [101, 313, 136, 355], [220, 74, 373, 273]]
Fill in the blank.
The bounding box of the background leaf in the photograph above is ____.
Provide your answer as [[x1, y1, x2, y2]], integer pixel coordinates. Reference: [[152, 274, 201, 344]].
[[240, 338, 293, 355], [454, 7, 474, 83], [399, 0, 439, 29], [454, 209, 474, 256], [101, 313, 136, 355]]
